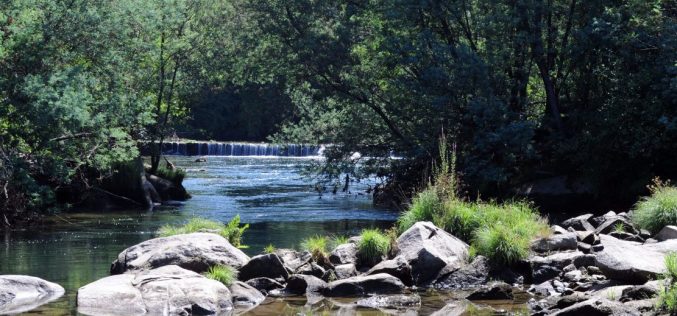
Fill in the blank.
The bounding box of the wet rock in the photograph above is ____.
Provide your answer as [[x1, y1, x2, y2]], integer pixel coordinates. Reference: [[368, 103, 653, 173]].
[[355, 294, 421, 310], [245, 277, 284, 294], [465, 281, 513, 300], [238, 253, 289, 281], [562, 214, 595, 231], [334, 264, 358, 280], [323, 273, 405, 297], [284, 274, 327, 295], [550, 298, 640, 316], [230, 281, 265, 307], [434, 255, 490, 290], [620, 285, 658, 302], [366, 256, 413, 286], [396, 221, 468, 285], [595, 235, 668, 283], [0, 275, 65, 314], [329, 243, 358, 265], [110, 233, 249, 274], [656, 225, 677, 241], [77, 265, 232, 316], [531, 233, 577, 253]]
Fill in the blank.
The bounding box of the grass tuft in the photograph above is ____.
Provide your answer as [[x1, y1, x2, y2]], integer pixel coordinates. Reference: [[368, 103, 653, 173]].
[[203, 265, 237, 286], [301, 235, 329, 262], [154, 166, 186, 186], [658, 252, 677, 313], [357, 229, 390, 266], [633, 180, 677, 234], [398, 188, 443, 232], [157, 216, 249, 247], [329, 235, 350, 249]]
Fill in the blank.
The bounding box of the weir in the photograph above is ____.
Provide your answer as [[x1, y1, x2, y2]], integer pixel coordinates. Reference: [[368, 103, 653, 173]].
[[161, 142, 324, 157]]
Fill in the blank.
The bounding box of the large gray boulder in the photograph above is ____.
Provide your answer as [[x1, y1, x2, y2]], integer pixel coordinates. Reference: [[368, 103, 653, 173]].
[[77, 265, 233, 316], [655, 226, 677, 241], [283, 274, 327, 295], [229, 281, 265, 307], [396, 221, 469, 285], [238, 253, 289, 281], [274, 249, 312, 272], [561, 214, 595, 231], [110, 233, 249, 274], [334, 264, 358, 280], [329, 243, 358, 265], [0, 275, 65, 314], [594, 235, 675, 283], [366, 256, 413, 286], [531, 233, 578, 253], [323, 273, 406, 297], [434, 255, 490, 290]]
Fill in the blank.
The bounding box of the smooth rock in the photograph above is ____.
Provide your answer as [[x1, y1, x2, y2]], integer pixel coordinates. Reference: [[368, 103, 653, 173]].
[[531, 233, 577, 253], [284, 274, 327, 295], [656, 225, 677, 241], [296, 261, 325, 279], [561, 214, 595, 231], [77, 265, 233, 316], [110, 233, 249, 274], [274, 249, 312, 272], [238, 253, 289, 281], [396, 221, 468, 285], [0, 275, 65, 314], [366, 256, 413, 286], [230, 281, 265, 307], [329, 243, 358, 265], [245, 277, 284, 294], [434, 255, 490, 290], [323, 273, 405, 297], [595, 235, 668, 283], [466, 281, 513, 300], [334, 264, 358, 280]]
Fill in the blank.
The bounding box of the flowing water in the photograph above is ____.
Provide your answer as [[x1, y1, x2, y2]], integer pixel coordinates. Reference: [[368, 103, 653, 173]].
[[0, 156, 529, 315]]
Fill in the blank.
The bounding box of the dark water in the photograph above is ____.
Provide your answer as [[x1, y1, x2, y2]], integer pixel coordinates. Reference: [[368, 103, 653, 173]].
[[0, 157, 528, 315]]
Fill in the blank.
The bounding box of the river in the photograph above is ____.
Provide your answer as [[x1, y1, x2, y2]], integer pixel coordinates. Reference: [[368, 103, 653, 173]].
[[0, 156, 528, 315]]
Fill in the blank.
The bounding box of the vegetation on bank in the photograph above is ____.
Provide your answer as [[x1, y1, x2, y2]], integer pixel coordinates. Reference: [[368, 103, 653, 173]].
[[357, 229, 390, 266], [658, 252, 677, 313], [157, 216, 249, 248], [633, 180, 677, 234], [203, 265, 237, 286]]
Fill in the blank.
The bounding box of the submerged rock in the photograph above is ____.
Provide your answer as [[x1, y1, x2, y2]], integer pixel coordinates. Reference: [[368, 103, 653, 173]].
[[110, 232, 249, 274], [77, 265, 232, 316], [238, 253, 289, 281], [0, 275, 65, 314], [355, 294, 421, 310], [323, 273, 405, 297], [396, 221, 468, 285]]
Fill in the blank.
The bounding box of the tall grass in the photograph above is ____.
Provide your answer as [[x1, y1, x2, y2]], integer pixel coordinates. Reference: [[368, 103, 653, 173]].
[[203, 265, 237, 286], [154, 166, 186, 186], [157, 216, 249, 247], [301, 235, 329, 262], [357, 229, 390, 266], [633, 179, 677, 234], [658, 252, 677, 313], [398, 188, 443, 232]]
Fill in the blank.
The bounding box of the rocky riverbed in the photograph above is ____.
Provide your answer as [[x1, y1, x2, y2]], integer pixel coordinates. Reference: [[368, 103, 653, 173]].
[[4, 211, 677, 315]]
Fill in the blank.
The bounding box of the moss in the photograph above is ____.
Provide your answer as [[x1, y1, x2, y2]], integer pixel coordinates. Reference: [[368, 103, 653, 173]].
[[633, 181, 677, 234], [203, 265, 237, 286], [157, 216, 249, 247], [357, 229, 390, 266]]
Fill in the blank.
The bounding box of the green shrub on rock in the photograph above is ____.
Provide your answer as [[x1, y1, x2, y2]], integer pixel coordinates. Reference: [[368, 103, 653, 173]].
[[633, 180, 677, 234], [157, 216, 249, 247], [203, 265, 237, 286], [357, 229, 390, 266], [301, 235, 329, 262], [397, 188, 443, 232], [658, 252, 677, 313]]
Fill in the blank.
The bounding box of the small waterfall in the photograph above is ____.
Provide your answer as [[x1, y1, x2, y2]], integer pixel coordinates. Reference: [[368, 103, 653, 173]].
[[161, 142, 323, 157]]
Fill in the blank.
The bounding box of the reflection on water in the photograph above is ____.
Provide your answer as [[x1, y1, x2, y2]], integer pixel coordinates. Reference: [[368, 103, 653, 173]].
[[0, 157, 527, 315]]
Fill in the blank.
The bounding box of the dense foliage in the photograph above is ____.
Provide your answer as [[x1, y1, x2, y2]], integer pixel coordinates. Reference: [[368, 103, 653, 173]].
[[1, 0, 675, 224], [632, 180, 677, 234]]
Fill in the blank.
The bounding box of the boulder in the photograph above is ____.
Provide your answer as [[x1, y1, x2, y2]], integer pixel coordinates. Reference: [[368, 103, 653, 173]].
[[555, 292, 591, 309], [296, 261, 325, 279], [323, 273, 405, 297], [561, 214, 595, 232], [531, 233, 577, 253], [620, 285, 658, 302], [656, 226, 677, 241], [609, 231, 643, 242], [366, 256, 413, 286], [0, 275, 65, 314], [146, 174, 189, 201], [284, 274, 327, 295], [396, 221, 468, 284], [595, 218, 638, 235], [245, 277, 284, 294], [230, 281, 265, 307], [274, 249, 311, 271], [77, 265, 232, 316], [595, 235, 668, 283], [110, 233, 249, 274], [465, 281, 513, 300], [577, 231, 600, 245], [550, 298, 640, 316], [329, 243, 358, 265], [434, 255, 489, 290], [355, 294, 421, 310], [238, 253, 289, 281], [334, 264, 358, 280], [590, 211, 618, 227]]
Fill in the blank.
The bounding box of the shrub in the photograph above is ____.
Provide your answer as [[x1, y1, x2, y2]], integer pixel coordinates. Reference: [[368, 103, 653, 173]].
[[357, 229, 390, 266], [397, 188, 443, 232], [330, 235, 349, 249], [301, 235, 328, 262], [157, 216, 249, 247], [473, 224, 530, 266], [658, 253, 677, 313], [433, 199, 479, 241], [203, 265, 237, 286], [154, 166, 186, 186], [633, 181, 677, 234]]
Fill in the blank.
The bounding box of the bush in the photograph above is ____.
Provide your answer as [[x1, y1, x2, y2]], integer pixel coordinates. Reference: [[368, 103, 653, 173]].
[[330, 235, 349, 249], [397, 188, 444, 232], [301, 235, 329, 262], [157, 216, 249, 247], [203, 265, 237, 286], [357, 229, 390, 266], [152, 166, 186, 186], [632, 181, 677, 234], [658, 253, 677, 313]]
